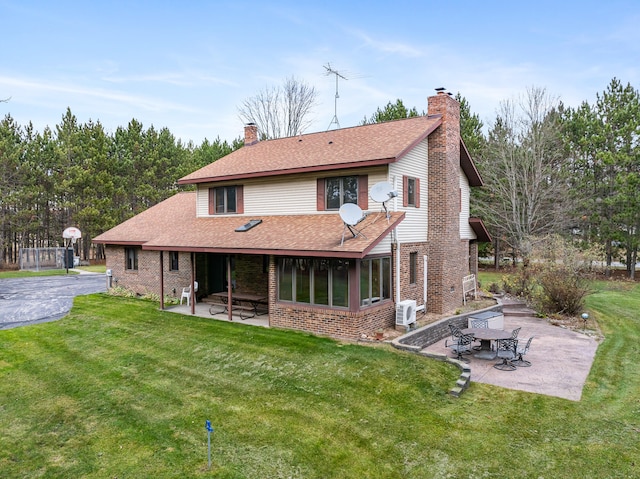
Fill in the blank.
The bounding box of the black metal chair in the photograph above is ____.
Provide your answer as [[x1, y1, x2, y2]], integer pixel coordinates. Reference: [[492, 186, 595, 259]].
[[470, 318, 488, 328], [446, 333, 475, 362], [449, 323, 463, 340], [510, 327, 521, 339], [494, 338, 519, 371], [512, 336, 534, 367], [469, 318, 489, 350]]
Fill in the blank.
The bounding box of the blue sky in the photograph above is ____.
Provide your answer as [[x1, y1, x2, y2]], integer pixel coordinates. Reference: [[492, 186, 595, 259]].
[[2, 0, 639, 145]]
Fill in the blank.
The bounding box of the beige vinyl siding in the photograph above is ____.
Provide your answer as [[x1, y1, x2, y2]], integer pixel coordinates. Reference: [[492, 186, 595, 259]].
[[196, 167, 389, 217], [459, 168, 475, 239], [368, 234, 393, 255], [387, 139, 428, 243]]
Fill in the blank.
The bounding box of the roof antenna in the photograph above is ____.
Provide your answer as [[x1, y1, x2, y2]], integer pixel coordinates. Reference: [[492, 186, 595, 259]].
[[324, 63, 347, 130]]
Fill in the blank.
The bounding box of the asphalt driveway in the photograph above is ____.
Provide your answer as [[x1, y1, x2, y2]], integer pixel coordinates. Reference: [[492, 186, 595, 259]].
[[0, 273, 107, 329]]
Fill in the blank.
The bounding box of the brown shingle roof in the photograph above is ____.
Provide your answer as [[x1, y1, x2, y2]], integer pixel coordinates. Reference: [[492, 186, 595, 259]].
[[94, 191, 404, 258], [179, 115, 442, 184], [94, 191, 196, 245]]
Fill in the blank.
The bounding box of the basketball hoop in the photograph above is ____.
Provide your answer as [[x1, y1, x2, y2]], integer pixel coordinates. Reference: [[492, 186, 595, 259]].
[[62, 227, 82, 273], [63, 227, 82, 241]]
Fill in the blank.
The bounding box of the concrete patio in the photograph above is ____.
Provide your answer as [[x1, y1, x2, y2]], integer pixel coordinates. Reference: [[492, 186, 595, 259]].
[[417, 311, 600, 401], [164, 301, 270, 328]]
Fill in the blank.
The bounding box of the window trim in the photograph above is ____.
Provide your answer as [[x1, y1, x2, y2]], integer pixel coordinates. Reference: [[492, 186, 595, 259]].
[[403, 175, 420, 207], [277, 257, 351, 309], [208, 185, 244, 215], [169, 251, 179, 271], [409, 252, 417, 284], [359, 256, 392, 307], [317, 175, 368, 211], [125, 247, 139, 271]]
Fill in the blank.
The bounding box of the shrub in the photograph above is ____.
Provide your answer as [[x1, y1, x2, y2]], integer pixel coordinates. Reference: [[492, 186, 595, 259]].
[[535, 267, 591, 315]]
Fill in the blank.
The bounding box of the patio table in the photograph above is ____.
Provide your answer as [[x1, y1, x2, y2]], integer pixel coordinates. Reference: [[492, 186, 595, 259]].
[[208, 292, 268, 318], [461, 327, 512, 360]]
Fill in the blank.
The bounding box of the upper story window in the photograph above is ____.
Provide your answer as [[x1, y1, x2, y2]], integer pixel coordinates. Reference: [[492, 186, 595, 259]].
[[403, 175, 420, 207], [125, 247, 139, 271], [326, 176, 358, 210], [317, 175, 368, 211], [209, 185, 244, 215]]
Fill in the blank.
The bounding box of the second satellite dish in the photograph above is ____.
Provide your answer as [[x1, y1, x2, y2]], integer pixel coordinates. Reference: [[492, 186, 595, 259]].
[[339, 203, 364, 226], [370, 181, 397, 203], [370, 181, 398, 220]]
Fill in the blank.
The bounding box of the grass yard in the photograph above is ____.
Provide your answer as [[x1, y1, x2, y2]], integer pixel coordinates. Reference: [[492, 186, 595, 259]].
[[1, 282, 639, 478], [0, 265, 106, 279]]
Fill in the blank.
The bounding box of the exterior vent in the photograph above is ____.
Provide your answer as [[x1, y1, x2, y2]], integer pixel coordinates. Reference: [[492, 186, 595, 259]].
[[396, 299, 417, 326]]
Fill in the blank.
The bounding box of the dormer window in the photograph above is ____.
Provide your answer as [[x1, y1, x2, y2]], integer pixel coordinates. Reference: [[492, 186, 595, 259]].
[[209, 185, 244, 215]]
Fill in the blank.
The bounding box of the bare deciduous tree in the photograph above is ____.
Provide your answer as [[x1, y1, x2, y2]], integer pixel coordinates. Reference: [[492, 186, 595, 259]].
[[474, 87, 568, 261], [238, 76, 318, 139]]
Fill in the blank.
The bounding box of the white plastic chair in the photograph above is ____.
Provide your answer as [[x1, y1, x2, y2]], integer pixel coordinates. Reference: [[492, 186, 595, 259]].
[[180, 281, 198, 306]]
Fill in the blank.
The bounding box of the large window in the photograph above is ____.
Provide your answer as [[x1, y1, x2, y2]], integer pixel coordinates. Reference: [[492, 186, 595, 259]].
[[325, 176, 358, 210], [360, 257, 391, 306], [125, 247, 138, 271], [209, 186, 243, 214], [278, 258, 351, 308]]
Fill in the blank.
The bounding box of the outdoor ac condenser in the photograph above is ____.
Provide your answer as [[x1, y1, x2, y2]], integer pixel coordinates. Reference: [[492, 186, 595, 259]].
[[396, 299, 417, 326]]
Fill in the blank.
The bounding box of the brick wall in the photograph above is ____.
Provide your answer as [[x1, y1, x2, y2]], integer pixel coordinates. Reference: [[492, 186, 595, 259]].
[[105, 246, 192, 299], [394, 241, 428, 306], [426, 92, 469, 314], [234, 254, 269, 297], [267, 255, 396, 340]]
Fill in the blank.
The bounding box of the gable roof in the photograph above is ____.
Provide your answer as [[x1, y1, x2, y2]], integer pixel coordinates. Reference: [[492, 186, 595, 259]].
[[179, 115, 443, 185], [94, 191, 195, 246], [460, 139, 483, 186], [94, 191, 405, 259]]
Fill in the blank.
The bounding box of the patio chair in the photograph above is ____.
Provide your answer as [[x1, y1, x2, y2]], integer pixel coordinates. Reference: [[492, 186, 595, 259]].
[[510, 327, 521, 339], [470, 318, 489, 350], [470, 318, 489, 328], [449, 323, 463, 340], [512, 336, 534, 367], [180, 281, 198, 306], [446, 333, 475, 362], [494, 338, 519, 371]]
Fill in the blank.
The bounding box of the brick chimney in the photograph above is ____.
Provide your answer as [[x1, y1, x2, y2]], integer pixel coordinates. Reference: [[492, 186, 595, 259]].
[[244, 123, 258, 146], [426, 89, 465, 315]]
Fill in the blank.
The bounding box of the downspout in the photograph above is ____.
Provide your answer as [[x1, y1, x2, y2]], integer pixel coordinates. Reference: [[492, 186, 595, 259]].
[[159, 251, 164, 310], [393, 175, 401, 306]]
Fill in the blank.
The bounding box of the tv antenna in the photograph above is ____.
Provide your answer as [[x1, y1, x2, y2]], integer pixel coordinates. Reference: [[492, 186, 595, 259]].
[[339, 203, 367, 246], [324, 63, 347, 130]]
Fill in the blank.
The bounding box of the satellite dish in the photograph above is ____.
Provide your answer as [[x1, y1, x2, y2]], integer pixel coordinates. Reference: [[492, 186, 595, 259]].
[[369, 181, 398, 220], [339, 203, 367, 245], [370, 181, 396, 203], [339, 203, 364, 226]]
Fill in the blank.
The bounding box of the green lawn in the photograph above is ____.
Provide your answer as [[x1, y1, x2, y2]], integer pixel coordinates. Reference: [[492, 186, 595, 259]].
[[0, 269, 78, 279], [0, 265, 106, 279], [1, 283, 639, 478]]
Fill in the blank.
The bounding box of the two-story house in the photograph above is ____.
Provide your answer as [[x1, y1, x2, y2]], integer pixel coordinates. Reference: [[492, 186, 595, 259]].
[[94, 91, 490, 339]]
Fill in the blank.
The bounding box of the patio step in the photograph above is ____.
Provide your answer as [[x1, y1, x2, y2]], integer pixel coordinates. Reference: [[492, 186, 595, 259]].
[[501, 298, 536, 317]]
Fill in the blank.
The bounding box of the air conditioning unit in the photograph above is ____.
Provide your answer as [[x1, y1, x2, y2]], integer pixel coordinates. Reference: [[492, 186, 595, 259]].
[[396, 299, 417, 326]]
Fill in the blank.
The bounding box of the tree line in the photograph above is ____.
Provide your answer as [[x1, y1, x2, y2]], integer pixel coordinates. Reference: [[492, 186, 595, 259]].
[[469, 78, 640, 279], [0, 108, 241, 265], [354, 79, 639, 279], [3, 76, 638, 279]]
